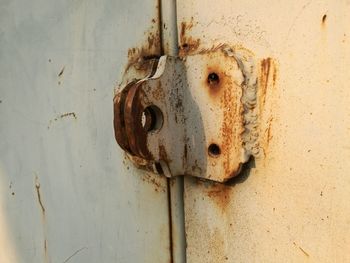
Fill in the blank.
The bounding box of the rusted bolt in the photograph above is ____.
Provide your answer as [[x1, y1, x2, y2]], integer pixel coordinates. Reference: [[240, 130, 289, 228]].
[[208, 143, 221, 157], [182, 43, 189, 49], [141, 105, 163, 132]]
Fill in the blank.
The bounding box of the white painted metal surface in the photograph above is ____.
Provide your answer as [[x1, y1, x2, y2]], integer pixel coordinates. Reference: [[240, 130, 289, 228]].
[[0, 0, 171, 262], [2, 0, 350, 262], [177, 0, 350, 262]]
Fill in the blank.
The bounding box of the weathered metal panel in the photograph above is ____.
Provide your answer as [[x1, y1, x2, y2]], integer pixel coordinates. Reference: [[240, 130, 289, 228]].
[[0, 0, 171, 262], [177, 0, 350, 262]]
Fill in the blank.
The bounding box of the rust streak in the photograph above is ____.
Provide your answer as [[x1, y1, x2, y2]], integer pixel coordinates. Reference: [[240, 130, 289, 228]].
[[259, 58, 278, 156], [260, 58, 272, 107], [206, 182, 232, 213]]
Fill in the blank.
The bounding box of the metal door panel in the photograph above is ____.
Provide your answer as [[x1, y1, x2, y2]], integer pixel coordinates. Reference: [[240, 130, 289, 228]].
[[177, 1, 350, 262], [0, 0, 170, 262]]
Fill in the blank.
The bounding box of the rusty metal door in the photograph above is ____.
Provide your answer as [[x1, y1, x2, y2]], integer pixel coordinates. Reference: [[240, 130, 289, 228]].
[[2, 0, 350, 262], [0, 0, 174, 262], [175, 1, 350, 262]]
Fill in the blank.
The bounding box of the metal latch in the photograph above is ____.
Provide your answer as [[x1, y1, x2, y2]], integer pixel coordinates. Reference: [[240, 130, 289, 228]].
[[114, 47, 259, 182]]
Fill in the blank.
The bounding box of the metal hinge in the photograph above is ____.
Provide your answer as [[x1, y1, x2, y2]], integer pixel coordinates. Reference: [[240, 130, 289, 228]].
[[114, 46, 259, 182]]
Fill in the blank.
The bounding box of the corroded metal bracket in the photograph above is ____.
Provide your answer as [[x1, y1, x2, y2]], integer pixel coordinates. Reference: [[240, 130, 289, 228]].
[[114, 47, 258, 182]]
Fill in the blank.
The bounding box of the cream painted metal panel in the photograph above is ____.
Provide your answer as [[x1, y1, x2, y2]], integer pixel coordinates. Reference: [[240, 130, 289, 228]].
[[177, 0, 350, 262], [0, 0, 171, 262]]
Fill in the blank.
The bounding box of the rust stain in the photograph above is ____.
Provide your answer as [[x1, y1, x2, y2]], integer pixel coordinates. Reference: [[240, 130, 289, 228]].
[[179, 20, 201, 57], [203, 51, 247, 179], [206, 182, 232, 213], [221, 67, 243, 178], [125, 20, 161, 74], [260, 58, 272, 107], [205, 68, 223, 96], [322, 14, 327, 25], [141, 173, 166, 193], [259, 58, 278, 156]]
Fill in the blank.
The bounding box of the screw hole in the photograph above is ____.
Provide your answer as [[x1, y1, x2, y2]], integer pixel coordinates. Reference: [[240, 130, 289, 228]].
[[208, 143, 221, 157], [141, 105, 163, 132], [207, 72, 219, 86]]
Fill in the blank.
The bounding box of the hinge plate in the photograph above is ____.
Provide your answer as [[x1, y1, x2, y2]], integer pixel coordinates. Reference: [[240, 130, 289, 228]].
[[114, 47, 258, 182]]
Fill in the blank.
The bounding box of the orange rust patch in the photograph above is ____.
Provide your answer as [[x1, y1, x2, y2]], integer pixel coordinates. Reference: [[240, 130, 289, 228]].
[[206, 182, 232, 213], [124, 19, 161, 74], [259, 58, 277, 108], [141, 173, 166, 193], [259, 58, 278, 157], [179, 20, 200, 57], [221, 70, 243, 178]]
